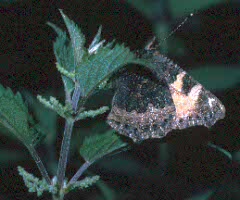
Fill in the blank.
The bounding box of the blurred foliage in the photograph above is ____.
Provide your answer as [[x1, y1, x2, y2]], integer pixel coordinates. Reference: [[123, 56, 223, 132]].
[[0, 150, 25, 164], [169, 0, 225, 18], [186, 190, 214, 200], [124, 0, 226, 18], [233, 151, 240, 164], [95, 180, 117, 200], [97, 156, 151, 177], [208, 142, 232, 160], [189, 66, 240, 90], [0, 0, 20, 4]]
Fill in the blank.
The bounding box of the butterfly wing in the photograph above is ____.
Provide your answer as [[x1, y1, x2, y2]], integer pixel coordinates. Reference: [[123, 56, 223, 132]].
[[151, 52, 225, 129], [107, 50, 225, 142]]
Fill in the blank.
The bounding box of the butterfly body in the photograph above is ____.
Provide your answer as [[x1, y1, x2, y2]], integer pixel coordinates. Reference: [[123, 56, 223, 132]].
[[107, 43, 225, 142]]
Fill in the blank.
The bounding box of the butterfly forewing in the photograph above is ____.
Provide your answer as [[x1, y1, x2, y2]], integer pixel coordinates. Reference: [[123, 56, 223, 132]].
[[107, 49, 225, 142]]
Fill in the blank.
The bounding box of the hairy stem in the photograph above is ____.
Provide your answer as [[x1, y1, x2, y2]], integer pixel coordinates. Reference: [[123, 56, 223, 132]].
[[28, 145, 51, 185], [67, 161, 92, 186], [56, 119, 74, 188], [56, 85, 81, 188], [71, 84, 81, 112]]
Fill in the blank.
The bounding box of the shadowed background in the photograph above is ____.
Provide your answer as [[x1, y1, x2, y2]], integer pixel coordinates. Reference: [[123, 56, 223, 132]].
[[0, 0, 239, 199]]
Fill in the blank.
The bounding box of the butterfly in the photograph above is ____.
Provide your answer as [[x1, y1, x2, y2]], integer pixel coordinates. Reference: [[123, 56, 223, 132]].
[[107, 38, 226, 142]]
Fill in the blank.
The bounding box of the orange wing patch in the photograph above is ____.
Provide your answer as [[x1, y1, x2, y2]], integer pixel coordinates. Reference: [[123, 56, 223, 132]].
[[169, 72, 202, 119]]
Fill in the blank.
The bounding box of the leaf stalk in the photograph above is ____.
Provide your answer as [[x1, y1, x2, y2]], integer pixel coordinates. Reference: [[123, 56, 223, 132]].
[[27, 145, 51, 185], [67, 161, 92, 187]]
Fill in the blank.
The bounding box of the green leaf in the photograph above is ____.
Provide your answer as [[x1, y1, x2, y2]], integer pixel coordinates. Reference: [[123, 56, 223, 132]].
[[49, 12, 144, 99], [47, 22, 65, 36], [56, 63, 75, 79], [18, 166, 57, 197], [23, 91, 57, 143], [23, 91, 58, 173], [80, 130, 127, 163], [68, 175, 100, 191], [0, 85, 44, 147], [76, 43, 136, 97], [0, 122, 19, 140], [47, 22, 75, 95], [59, 9, 86, 69], [37, 95, 73, 119], [75, 106, 109, 121]]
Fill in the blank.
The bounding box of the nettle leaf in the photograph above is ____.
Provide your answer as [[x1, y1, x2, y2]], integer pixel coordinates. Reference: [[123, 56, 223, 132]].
[[75, 106, 109, 121], [67, 176, 100, 191], [80, 130, 127, 163], [37, 95, 73, 119], [22, 91, 58, 147], [49, 11, 145, 100], [47, 22, 75, 95], [76, 43, 136, 97], [0, 85, 43, 147], [59, 9, 86, 68], [18, 166, 57, 197]]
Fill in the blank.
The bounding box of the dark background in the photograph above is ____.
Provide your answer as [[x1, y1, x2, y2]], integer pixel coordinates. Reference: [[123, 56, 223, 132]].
[[0, 0, 239, 199]]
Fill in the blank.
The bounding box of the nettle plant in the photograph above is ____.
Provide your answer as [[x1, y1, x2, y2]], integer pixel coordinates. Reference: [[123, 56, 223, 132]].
[[1, 10, 145, 199], [1, 9, 226, 200]]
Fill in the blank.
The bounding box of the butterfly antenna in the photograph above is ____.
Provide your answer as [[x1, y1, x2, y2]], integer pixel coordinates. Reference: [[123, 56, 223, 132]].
[[160, 13, 194, 45]]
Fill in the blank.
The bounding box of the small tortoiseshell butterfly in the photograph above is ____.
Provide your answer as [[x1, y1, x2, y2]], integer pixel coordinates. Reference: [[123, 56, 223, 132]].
[[107, 38, 225, 142]]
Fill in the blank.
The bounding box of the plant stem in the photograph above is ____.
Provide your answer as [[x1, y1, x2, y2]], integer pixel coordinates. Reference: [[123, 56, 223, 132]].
[[56, 119, 74, 188], [72, 84, 81, 112], [67, 161, 92, 186], [52, 193, 64, 200], [56, 85, 81, 188], [28, 144, 51, 185]]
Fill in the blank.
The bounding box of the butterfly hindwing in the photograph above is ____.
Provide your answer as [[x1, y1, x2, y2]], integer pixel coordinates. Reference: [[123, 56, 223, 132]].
[[108, 68, 176, 142]]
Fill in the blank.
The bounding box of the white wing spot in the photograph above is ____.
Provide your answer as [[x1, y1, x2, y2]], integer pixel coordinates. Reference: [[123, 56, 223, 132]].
[[208, 98, 216, 108]]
